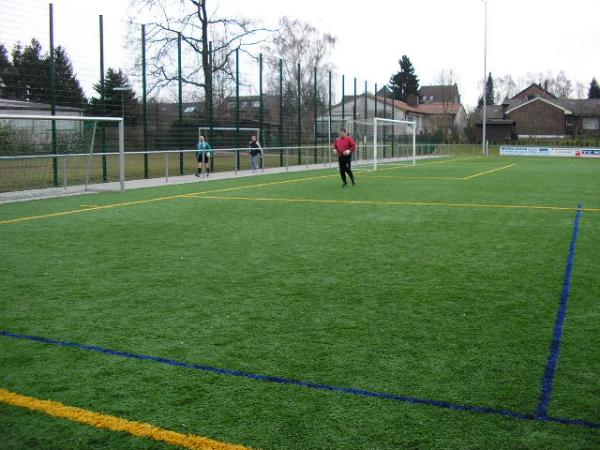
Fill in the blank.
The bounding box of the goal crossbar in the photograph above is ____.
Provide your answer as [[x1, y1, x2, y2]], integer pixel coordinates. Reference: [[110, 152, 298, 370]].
[[0, 114, 123, 122], [198, 126, 260, 143]]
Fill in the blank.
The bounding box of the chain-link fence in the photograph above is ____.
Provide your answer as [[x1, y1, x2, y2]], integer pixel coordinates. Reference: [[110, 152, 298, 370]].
[[0, 1, 478, 195]]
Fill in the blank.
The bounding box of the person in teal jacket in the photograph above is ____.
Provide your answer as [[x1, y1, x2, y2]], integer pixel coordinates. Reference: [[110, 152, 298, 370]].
[[196, 135, 213, 177]]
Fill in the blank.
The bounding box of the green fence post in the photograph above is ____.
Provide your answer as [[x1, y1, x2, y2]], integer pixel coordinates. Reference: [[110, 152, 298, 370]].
[[49, 4, 58, 186], [328, 71, 332, 147], [259, 53, 264, 168], [178, 32, 183, 175], [314, 66, 317, 163], [142, 24, 148, 178], [353, 77, 357, 161], [99, 15, 107, 182], [374, 82, 378, 118], [391, 85, 395, 157], [383, 86, 387, 158], [364, 80, 368, 160], [236, 48, 240, 171], [341, 74, 345, 123], [364, 80, 368, 119], [209, 41, 214, 173], [297, 62, 301, 165], [279, 58, 283, 167], [353, 77, 357, 120]]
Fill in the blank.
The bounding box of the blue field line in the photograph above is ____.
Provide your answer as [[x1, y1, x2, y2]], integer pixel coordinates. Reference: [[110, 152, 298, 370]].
[[537, 204, 583, 418], [1, 329, 599, 430]]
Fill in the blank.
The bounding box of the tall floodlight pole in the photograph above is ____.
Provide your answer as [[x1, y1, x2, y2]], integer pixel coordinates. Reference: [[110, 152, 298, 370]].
[[482, 0, 488, 156]]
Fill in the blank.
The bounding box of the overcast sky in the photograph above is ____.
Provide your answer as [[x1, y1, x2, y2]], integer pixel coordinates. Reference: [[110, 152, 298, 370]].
[[1, 0, 599, 109]]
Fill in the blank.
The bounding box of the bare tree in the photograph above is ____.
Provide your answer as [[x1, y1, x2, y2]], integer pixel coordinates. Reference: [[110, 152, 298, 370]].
[[552, 71, 573, 99], [263, 17, 336, 141], [575, 81, 587, 99], [434, 68, 459, 138], [129, 0, 271, 106], [524, 71, 573, 98], [493, 74, 520, 102], [264, 17, 335, 102]]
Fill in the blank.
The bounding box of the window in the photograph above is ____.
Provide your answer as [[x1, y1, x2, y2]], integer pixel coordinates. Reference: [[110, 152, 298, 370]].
[[583, 117, 600, 130]]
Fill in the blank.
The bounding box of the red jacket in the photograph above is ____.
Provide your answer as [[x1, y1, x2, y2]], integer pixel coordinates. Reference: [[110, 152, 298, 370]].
[[333, 136, 356, 156]]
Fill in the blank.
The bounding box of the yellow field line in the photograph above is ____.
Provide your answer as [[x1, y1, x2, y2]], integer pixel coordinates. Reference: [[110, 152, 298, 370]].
[[372, 175, 464, 180], [463, 163, 516, 180], [191, 195, 600, 213], [0, 195, 185, 225], [0, 388, 251, 450], [375, 157, 489, 173], [185, 173, 335, 197], [372, 163, 516, 181], [0, 173, 336, 225], [376, 157, 462, 172]]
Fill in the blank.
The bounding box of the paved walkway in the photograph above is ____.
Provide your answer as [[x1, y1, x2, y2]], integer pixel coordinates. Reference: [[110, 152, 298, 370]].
[[0, 161, 339, 204]]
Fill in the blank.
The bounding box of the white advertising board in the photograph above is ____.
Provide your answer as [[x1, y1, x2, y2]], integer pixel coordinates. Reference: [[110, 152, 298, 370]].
[[500, 146, 600, 158]]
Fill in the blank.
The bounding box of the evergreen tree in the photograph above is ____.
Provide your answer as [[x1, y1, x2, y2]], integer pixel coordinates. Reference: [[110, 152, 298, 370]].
[[388, 55, 420, 101], [3, 39, 47, 102], [476, 73, 495, 111], [89, 68, 140, 124], [589, 78, 600, 99], [476, 96, 484, 111], [1, 40, 86, 107], [485, 72, 495, 105], [0, 44, 10, 78], [53, 46, 87, 108], [0, 44, 10, 99]]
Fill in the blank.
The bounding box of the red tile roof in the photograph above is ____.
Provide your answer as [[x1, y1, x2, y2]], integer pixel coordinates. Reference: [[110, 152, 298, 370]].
[[414, 103, 463, 115]]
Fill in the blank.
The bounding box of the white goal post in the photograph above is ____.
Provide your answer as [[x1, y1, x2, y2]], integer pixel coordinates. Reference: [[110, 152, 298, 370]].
[[0, 114, 125, 194], [344, 117, 416, 171], [373, 117, 416, 170]]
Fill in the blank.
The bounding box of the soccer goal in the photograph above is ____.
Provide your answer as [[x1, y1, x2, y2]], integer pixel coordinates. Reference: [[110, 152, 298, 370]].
[[197, 126, 263, 172], [346, 117, 416, 171], [0, 114, 124, 199]]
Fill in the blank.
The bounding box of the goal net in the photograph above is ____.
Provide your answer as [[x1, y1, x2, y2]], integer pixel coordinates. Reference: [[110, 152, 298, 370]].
[[0, 114, 124, 200], [346, 117, 416, 170]]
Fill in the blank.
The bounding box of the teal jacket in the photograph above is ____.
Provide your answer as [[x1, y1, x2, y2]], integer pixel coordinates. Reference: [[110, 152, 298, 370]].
[[196, 142, 212, 156]]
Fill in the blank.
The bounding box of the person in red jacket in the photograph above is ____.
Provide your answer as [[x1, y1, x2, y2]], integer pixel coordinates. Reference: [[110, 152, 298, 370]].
[[332, 128, 356, 187]]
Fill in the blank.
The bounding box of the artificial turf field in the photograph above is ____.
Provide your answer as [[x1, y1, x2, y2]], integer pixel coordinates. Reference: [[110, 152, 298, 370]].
[[0, 155, 598, 449]]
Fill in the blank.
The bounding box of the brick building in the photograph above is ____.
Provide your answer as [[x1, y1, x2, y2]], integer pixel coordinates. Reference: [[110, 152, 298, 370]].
[[476, 84, 600, 142]]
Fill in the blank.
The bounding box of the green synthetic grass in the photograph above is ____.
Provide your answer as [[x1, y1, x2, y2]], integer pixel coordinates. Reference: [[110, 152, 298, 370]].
[[0, 156, 599, 449]]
